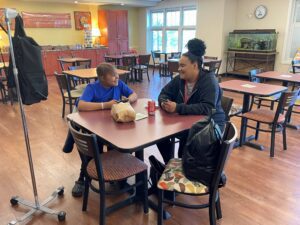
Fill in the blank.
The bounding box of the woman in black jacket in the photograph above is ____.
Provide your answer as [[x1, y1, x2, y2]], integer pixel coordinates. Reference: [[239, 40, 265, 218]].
[[157, 38, 225, 164]]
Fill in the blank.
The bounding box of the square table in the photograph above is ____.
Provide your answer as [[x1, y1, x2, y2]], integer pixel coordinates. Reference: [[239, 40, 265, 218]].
[[256, 71, 300, 129], [220, 79, 287, 149], [67, 98, 203, 218], [256, 71, 300, 86], [67, 98, 203, 152]]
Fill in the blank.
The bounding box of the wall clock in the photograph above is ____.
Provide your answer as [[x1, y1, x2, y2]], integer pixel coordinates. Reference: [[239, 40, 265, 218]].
[[255, 5, 267, 19]]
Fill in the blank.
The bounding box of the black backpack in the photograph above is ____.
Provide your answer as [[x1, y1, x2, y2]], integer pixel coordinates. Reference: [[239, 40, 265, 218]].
[[7, 15, 48, 105], [182, 116, 223, 186]]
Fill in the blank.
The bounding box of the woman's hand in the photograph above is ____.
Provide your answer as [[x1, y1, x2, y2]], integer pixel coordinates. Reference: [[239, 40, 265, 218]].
[[161, 100, 176, 113]]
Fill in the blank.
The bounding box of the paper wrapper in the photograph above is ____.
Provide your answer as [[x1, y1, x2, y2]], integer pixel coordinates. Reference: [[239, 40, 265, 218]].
[[111, 102, 136, 123]]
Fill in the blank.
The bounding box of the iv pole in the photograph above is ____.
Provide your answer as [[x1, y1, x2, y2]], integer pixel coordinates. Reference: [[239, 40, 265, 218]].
[[5, 8, 66, 225]]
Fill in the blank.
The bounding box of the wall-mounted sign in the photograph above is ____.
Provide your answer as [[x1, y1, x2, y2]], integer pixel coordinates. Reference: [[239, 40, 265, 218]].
[[22, 12, 71, 28]]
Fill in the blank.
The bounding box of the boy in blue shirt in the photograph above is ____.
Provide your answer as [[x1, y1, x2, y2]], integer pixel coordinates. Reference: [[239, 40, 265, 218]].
[[64, 63, 137, 197]]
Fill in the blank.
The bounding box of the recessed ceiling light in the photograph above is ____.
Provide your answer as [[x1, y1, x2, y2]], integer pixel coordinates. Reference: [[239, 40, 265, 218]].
[[120, 3, 125, 6], [74, 1, 78, 3]]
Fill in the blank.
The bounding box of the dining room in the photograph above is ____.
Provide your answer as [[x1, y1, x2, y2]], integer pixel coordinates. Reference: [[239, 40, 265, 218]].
[[0, 0, 299, 225]]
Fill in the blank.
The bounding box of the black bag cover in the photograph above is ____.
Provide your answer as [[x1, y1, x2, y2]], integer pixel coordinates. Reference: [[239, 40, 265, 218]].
[[7, 15, 48, 105], [182, 116, 223, 186]]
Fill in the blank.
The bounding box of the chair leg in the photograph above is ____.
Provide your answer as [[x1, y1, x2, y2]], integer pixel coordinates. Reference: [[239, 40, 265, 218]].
[[270, 101, 275, 110], [216, 192, 222, 220], [283, 125, 287, 150], [62, 98, 66, 118], [209, 195, 217, 225], [142, 171, 149, 214], [100, 189, 106, 225], [82, 178, 90, 211], [255, 122, 260, 140], [270, 124, 276, 157], [158, 189, 164, 225], [146, 69, 150, 82], [257, 99, 262, 109]]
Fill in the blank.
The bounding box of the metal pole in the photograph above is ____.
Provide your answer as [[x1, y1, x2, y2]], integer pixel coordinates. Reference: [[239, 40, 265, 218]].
[[5, 9, 40, 208]]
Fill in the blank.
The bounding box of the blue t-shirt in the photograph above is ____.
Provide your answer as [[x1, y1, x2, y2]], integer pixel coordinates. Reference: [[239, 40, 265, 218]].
[[79, 80, 133, 103]]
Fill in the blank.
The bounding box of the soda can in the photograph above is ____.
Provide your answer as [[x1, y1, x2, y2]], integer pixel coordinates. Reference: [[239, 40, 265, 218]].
[[148, 100, 156, 116]]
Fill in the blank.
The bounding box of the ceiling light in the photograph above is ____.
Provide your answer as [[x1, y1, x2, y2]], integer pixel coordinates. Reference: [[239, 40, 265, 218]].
[[120, 3, 125, 6], [74, 1, 78, 3]]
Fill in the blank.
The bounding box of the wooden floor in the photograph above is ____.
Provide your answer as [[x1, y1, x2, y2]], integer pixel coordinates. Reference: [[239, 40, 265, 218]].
[[0, 70, 299, 225]]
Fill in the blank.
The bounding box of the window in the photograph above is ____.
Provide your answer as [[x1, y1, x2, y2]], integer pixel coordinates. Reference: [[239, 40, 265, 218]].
[[152, 30, 163, 51], [285, 0, 300, 60], [149, 7, 197, 53], [182, 29, 196, 52], [151, 12, 164, 27]]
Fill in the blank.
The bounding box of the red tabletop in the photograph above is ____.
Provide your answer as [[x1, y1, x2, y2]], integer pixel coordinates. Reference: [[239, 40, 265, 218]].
[[220, 79, 287, 96], [67, 98, 204, 152], [256, 71, 300, 84]]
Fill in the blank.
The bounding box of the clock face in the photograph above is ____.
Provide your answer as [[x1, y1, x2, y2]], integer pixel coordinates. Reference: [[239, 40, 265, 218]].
[[255, 5, 267, 19]]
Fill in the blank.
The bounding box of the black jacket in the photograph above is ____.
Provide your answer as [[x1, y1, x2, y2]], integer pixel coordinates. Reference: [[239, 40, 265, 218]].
[[158, 70, 225, 129]]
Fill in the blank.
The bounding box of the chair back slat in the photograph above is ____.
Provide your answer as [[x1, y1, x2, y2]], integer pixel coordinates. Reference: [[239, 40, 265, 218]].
[[104, 56, 116, 65], [151, 50, 160, 61], [248, 68, 263, 83]]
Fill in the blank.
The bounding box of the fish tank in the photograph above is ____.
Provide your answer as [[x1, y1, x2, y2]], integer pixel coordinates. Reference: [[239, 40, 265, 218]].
[[227, 29, 278, 52]]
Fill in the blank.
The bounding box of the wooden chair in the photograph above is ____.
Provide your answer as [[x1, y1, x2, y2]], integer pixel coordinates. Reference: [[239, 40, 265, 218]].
[[68, 121, 149, 225], [132, 54, 151, 81], [104, 55, 116, 65], [207, 60, 222, 82], [249, 68, 281, 110], [54, 72, 82, 118], [68, 65, 89, 91], [122, 55, 136, 81], [157, 122, 237, 225], [241, 90, 299, 157], [167, 60, 179, 79], [221, 96, 234, 121], [291, 59, 300, 91], [151, 50, 162, 75], [115, 65, 130, 84]]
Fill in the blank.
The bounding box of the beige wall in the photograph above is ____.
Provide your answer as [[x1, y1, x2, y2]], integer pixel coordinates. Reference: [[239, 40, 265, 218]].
[[0, 0, 98, 46], [98, 5, 140, 51], [197, 0, 226, 58], [235, 0, 292, 72]]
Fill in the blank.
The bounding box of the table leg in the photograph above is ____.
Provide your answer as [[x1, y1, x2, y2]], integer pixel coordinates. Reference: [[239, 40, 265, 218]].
[[135, 149, 171, 220]]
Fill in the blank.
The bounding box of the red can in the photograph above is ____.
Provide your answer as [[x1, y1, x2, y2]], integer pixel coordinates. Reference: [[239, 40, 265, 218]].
[[147, 100, 156, 116]]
